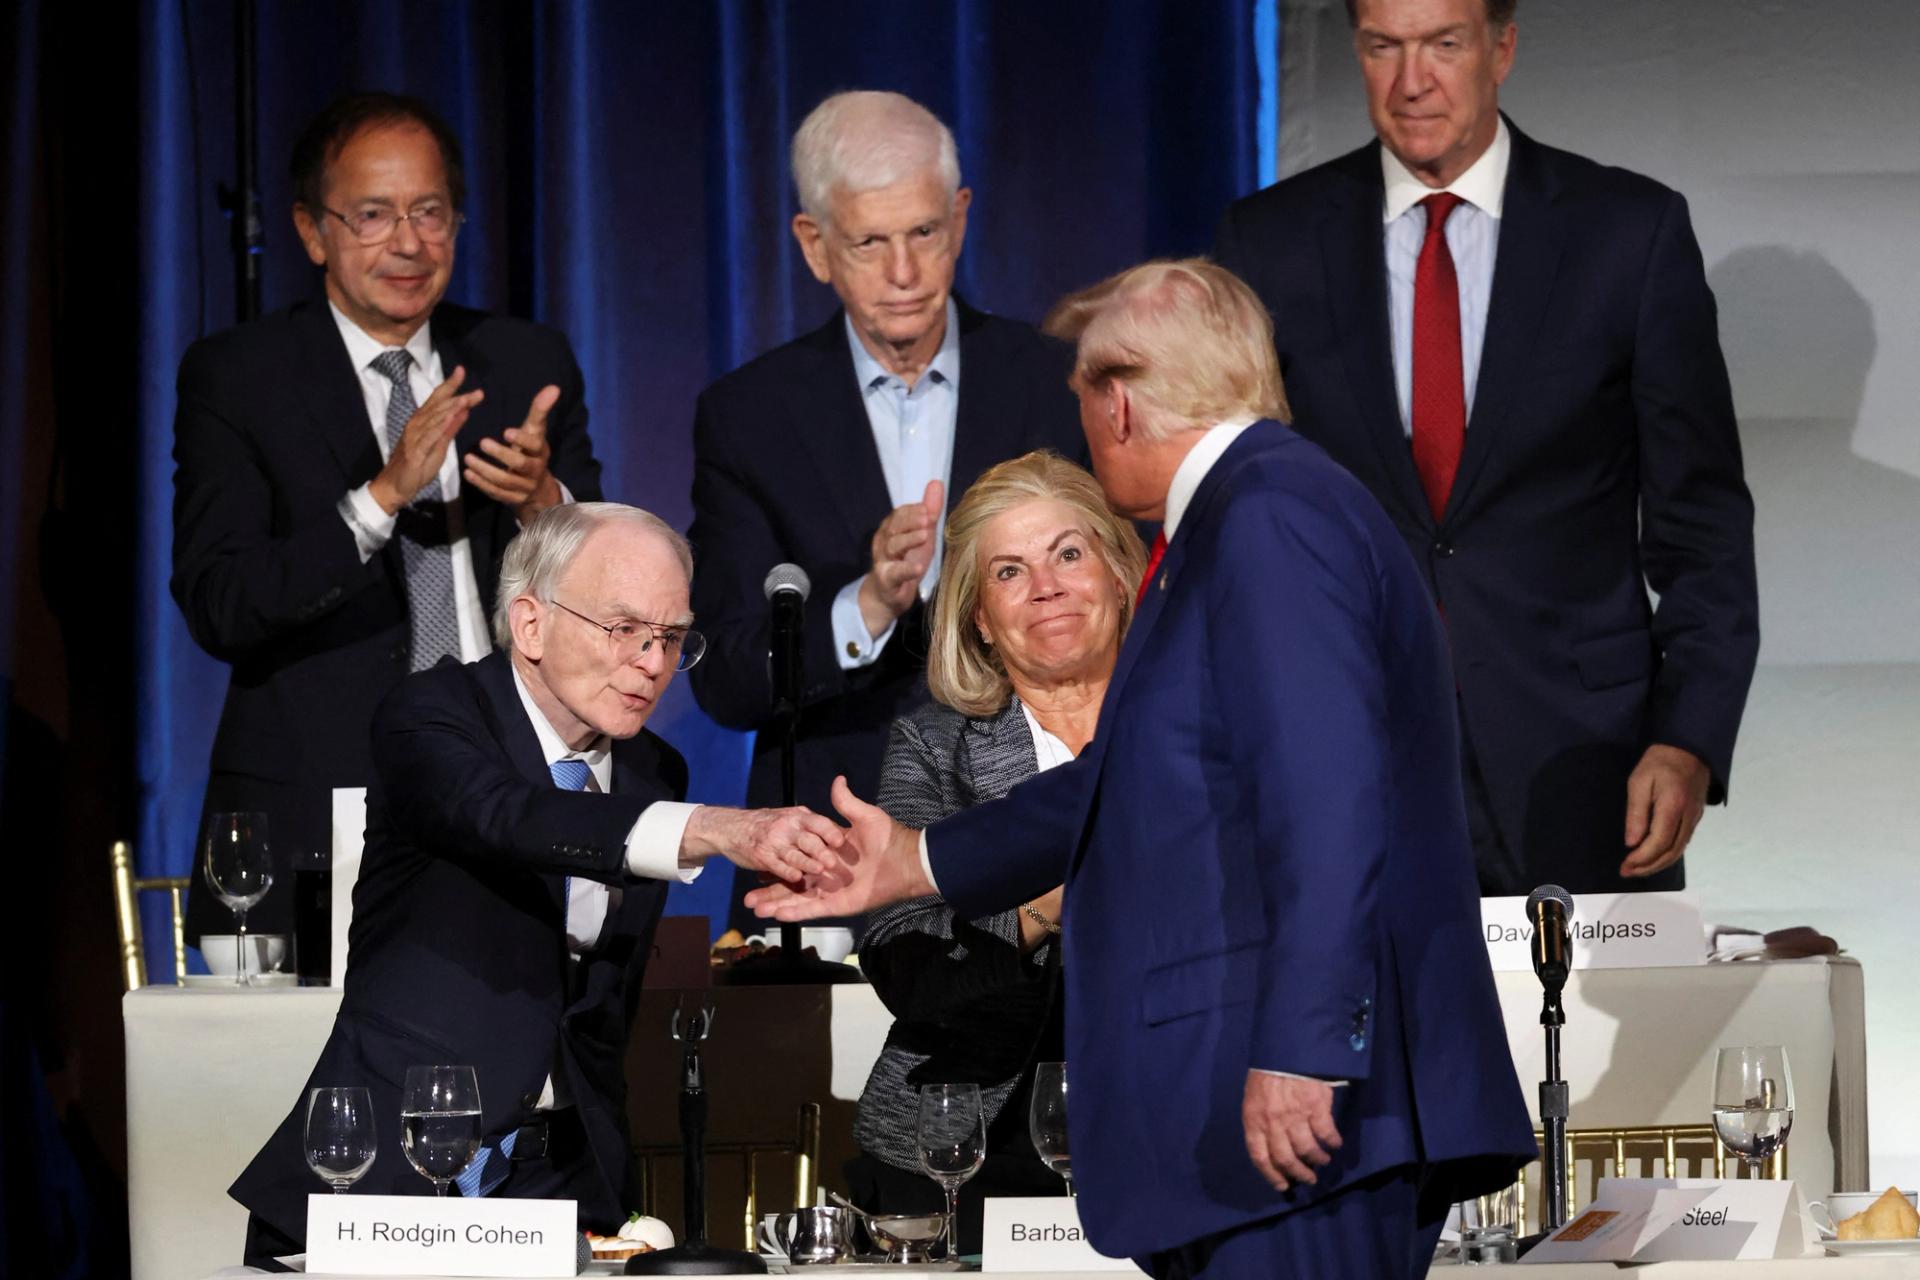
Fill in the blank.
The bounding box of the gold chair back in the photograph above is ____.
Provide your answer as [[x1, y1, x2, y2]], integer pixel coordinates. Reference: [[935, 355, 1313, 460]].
[[1514, 1123, 1787, 1232], [634, 1102, 822, 1249], [111, 840, 190, 991]]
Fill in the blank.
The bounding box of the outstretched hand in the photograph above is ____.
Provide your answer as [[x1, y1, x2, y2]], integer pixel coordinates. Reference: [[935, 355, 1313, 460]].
[[744, 776, 931, 919], [681, 803, 845, 882]]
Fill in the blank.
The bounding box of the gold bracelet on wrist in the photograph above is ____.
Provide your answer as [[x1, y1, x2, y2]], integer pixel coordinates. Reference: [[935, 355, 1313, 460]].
[[1020, 902, 1061, 936]]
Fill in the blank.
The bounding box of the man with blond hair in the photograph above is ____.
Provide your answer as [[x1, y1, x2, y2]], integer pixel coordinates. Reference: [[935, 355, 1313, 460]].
[[746, 260, 1535, 1277], [231, 502, 845, 1264], [688, 90, 1083, 925]]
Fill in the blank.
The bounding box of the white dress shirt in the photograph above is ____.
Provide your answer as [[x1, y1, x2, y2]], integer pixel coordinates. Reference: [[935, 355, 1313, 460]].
[[329, 305, 493, 662], [831, 300, 962, 668], [1382, 117, 1509, 435]]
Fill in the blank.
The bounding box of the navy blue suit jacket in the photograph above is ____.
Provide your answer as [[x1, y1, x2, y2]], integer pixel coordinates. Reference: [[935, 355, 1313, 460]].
[[230, 650, 682, 1246], [686, 301, 1086, 822], [926, 424, 1535, 1259], [1214, 121, 1758, 894]]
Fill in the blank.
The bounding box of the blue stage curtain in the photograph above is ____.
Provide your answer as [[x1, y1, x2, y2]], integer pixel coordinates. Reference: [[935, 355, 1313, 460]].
[[124, 0, 1279, 968]]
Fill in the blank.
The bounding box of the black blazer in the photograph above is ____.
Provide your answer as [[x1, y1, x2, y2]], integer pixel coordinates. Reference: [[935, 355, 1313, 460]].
[[1214, 120, 1759, 894], [686, 300, 1085, 823], [171, 298, 601, 935], [229, 650, 684, 1246]]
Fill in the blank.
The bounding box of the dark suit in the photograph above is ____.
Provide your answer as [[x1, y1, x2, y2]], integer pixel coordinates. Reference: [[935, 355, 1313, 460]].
[[171, 298, 601, 937], [230, 650, 682, 1254], [925, 424, 1536, 1274], [1213, 120, 1759, 895], [687, 300, 1084, 923]]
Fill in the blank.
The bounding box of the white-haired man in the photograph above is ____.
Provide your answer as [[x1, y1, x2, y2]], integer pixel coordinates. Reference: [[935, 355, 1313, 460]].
[[231, 502, 845, 1265], [688, 90, 1086, 928]]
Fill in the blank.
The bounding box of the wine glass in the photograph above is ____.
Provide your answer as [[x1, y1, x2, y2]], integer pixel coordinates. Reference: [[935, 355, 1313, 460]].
[[1711, 1044, 1794, 1173], [917, 1083, 985, 1258], [202, 811, 274, 986], [400, 1065, 483, 1196], [1028, 1061, 1074, 1196], [304, 1087, 377, 1193]]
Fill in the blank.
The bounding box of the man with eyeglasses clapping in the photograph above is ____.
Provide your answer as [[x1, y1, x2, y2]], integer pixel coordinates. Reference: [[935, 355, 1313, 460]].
[[171, 92, 605, 946]]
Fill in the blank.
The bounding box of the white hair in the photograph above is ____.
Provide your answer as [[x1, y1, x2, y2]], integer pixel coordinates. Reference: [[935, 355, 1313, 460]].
[[492, 502, 692, 647], [790, 90, 960, 224]]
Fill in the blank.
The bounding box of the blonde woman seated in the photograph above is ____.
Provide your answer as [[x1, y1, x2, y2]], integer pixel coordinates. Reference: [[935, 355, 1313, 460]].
[[847, 450, 1146, 1252]]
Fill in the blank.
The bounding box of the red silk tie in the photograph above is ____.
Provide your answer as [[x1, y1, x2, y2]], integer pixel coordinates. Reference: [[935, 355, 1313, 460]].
[[1136, 530, 1167, 607], [1411, 192, 1466, 522]]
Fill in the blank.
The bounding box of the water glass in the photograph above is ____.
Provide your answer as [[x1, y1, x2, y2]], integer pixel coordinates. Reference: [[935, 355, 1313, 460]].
[[400, 1065, 483, 1196], [918, 1083, 985, 1258], [202, 811, 274, 986], [1458, 1179, 1522, 1264], [1712, 1044, 1794, 1172]]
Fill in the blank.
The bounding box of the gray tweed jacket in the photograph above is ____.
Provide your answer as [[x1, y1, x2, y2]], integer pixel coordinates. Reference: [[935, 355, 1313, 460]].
[[854, 696, 1060, 1173]]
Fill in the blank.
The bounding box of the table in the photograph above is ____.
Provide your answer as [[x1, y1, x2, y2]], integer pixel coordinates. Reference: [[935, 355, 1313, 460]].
[[132, 957, 1866, 1280]]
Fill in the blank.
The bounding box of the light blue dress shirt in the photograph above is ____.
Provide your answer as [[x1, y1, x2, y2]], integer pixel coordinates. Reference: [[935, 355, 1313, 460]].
[[830, 299, 962, 668], [1383, 118, 1510, 436]]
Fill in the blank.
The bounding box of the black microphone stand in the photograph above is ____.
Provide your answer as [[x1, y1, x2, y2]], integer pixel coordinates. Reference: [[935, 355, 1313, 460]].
[[627, 1006, 765, 1275], [1538, 978, 1570, 1234], [722, 582, 859, 986]]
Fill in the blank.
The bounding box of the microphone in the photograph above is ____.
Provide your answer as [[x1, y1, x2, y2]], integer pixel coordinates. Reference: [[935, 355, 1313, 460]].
[[1526, 883, 1575, 993], [763, 564, 810, 721]]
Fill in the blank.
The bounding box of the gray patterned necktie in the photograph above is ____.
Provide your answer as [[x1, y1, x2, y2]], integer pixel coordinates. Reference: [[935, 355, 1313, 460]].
[[373, 348, 461, 672]]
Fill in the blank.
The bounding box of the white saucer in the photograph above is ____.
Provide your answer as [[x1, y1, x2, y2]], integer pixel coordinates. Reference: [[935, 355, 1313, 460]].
[[1823, 1237, 1920, 1256], [181, 971, 299, 988]]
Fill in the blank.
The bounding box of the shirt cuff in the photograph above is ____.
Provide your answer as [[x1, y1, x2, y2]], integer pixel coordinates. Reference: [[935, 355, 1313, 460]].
[[918, 830, 939, 895], [832, 577, 895, 669], [340, 484, 398, 561], [625, 801, 703, 884], [1251, 1069, 1349, 1087]]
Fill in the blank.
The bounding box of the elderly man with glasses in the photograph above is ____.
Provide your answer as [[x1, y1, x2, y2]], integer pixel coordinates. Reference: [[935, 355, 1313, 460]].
[[170, 91, 606, 946], [231, 502, 846, 1265]]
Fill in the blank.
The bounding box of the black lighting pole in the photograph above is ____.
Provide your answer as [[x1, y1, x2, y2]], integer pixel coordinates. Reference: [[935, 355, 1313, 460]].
[[231, 0, 264, 322]]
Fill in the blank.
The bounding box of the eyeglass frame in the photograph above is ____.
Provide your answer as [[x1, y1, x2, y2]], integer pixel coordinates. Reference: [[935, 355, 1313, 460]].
[[548, 599, 705, 671], [315, 200, 466, 246]]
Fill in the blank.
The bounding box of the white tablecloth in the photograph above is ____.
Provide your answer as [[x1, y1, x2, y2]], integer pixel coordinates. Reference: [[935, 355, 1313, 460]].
[[133, 958, 1866, 1280]]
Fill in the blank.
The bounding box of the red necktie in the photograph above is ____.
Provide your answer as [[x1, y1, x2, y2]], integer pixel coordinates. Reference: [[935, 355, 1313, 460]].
[[1136, 530, 1167, 607], [1411, 192, 1466, 522]]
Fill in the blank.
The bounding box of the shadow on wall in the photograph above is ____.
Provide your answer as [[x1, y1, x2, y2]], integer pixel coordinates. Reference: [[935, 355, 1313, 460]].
[[1706, 245, 1920, 665]]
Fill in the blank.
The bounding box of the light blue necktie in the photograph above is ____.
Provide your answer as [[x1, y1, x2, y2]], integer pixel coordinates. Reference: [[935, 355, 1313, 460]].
[[455, 757, 594, 1197]]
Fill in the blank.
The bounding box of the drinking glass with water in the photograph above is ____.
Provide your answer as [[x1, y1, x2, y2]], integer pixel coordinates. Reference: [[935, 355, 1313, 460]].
[[400, 1065, 483, 1196], [1712, 1044, 1794, 1172]]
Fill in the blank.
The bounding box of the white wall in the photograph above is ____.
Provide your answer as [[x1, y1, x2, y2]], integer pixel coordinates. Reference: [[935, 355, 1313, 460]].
[[1281, 0, 1920, 1189]]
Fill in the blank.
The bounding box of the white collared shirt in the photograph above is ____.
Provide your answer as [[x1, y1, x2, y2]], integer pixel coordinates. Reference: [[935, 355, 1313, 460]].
[[1017, 699, 1078, 773], [329, 305, 494, 663], [1381, 117, 1510, 436], [830, 299, 963, 668], [1162, 419, 1260, 540]]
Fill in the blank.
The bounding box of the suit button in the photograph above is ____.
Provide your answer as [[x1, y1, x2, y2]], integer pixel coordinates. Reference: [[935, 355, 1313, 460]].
[[1433, 541, 1455, 558], [1350, 1032, 1368, 1052]]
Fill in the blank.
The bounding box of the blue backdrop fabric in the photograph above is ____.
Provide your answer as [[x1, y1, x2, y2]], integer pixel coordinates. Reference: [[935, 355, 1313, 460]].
[[123, 0, 1278, 974]]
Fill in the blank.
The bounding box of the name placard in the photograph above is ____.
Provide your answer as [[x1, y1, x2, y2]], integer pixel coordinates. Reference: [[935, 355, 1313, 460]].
[[1521, 1179, 1815, 1264], [981, 1197, 1146, 1274], [1481, 891, 1704, 972], [307, 1194, 576, 1277]]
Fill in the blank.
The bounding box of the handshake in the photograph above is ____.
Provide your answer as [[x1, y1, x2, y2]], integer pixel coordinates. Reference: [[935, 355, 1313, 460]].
[[686, 777, 933, 918]]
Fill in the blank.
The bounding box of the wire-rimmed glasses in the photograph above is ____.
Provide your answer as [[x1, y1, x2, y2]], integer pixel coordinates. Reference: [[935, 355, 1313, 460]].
[[317, 202, 464, 245], [549, 599, 706, 671]]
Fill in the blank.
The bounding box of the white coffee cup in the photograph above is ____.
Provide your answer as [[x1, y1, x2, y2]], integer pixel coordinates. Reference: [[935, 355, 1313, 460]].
[[1808, 1190, 1920, 1238], [200, 933, 288, 975]]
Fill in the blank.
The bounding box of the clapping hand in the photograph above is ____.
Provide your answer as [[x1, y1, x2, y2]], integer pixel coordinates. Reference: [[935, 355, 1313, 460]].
[[465, 384, 565, 523], [856, 480, 944, 639], [368, 366, 484, 514]]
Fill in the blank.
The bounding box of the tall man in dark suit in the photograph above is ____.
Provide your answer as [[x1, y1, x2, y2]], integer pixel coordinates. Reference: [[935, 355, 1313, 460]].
[[1213, 0, 1759, 896], [231, 503, 845, 1265], [172, 93, 601, 938], [688, 91, 1085, 924], [748, 261, 1536, 1279]]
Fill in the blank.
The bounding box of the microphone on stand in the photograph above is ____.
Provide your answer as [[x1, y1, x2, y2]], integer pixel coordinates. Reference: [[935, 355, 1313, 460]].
[[1525, 884, 1576, 1238], [763, 564, 810, 721], [1527, 883, 1575, 996]]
